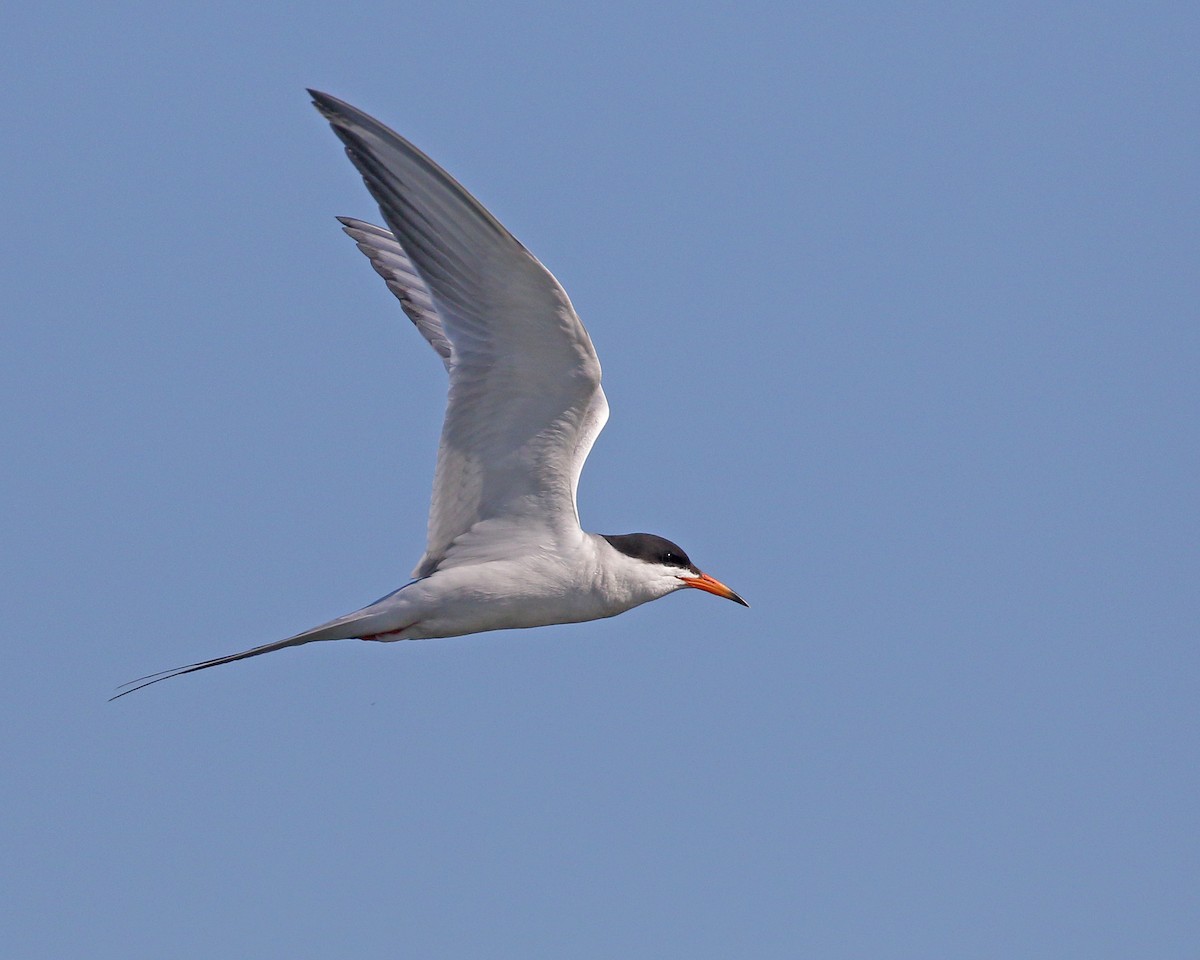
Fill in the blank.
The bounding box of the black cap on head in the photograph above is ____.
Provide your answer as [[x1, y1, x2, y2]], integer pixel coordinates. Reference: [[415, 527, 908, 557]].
[[601, 533, 697, 572]]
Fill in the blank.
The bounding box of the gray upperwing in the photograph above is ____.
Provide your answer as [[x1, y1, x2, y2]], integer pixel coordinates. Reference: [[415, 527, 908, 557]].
[[312, 90, 604, 576], [338, 217, 453, 368]]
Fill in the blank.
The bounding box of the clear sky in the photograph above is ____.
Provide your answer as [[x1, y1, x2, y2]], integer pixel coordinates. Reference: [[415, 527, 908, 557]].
[[3, 1, 1197, 957]]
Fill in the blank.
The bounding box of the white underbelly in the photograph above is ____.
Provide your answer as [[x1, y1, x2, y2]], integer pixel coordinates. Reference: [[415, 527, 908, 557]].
[[392, 558, 621, 640]]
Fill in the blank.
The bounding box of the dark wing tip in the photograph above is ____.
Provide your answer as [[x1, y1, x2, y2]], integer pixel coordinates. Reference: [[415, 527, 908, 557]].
[[307, 89, 373, 131], [308, 89, 361, 130]]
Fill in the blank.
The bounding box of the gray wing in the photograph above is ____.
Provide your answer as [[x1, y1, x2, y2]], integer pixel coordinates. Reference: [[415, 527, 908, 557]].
[[311, 90, 609, 578], [337, 217, 453, 368]]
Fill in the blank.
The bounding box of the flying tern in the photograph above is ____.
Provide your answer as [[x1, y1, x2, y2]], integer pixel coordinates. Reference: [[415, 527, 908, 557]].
[[114, 90, 746, 699]]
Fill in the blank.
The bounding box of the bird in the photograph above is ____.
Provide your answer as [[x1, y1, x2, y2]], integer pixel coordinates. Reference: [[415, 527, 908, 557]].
[[113, 90, 746, 699]]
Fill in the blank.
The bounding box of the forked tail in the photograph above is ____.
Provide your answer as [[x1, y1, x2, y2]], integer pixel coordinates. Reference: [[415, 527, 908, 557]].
[[111, 617, 369, 700]]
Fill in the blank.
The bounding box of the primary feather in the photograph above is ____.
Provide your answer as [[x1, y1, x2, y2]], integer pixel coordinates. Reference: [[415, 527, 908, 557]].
[[311, 90, 610, 579]]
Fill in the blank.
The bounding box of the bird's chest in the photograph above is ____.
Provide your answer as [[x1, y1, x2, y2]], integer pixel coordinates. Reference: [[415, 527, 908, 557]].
[[407, 555, 615, 638]]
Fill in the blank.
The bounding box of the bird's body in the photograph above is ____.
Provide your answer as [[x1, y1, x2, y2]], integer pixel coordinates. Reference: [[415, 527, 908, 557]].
[[327, 533, 693, 644], [114, 90, 745, 699]]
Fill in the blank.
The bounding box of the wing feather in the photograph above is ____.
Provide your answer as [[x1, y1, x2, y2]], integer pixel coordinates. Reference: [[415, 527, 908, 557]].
[[311, 90, 608, 577], [337, 217, 453, 367]]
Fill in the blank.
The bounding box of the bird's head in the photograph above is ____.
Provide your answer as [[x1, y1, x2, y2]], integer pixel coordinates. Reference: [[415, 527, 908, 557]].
[[600, 533, 748, 607]]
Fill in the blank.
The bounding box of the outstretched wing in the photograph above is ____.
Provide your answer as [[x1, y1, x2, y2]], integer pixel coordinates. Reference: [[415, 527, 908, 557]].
[[337, 216, 453, 368], [311, 90, 609, 577]]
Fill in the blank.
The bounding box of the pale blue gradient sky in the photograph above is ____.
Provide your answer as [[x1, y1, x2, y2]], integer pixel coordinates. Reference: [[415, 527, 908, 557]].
[[3, 2, 1197, 957]]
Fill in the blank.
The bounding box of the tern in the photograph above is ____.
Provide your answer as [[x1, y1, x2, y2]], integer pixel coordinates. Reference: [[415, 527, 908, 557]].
[[113, 90, 746, 699]]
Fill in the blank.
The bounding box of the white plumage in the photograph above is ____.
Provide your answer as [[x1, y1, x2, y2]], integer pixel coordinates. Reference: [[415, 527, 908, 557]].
[[114, 90, 745, 699]]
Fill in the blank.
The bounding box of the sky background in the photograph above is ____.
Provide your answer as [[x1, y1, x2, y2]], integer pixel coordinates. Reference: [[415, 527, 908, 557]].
[[3, 2, 1197, 957]]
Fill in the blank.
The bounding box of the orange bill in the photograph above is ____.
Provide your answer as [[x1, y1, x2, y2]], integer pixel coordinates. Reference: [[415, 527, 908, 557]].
[[680, 572, 749, 607]]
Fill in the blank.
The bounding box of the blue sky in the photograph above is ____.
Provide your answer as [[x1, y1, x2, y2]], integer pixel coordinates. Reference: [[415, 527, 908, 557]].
[[3, 1, 1197, 956]]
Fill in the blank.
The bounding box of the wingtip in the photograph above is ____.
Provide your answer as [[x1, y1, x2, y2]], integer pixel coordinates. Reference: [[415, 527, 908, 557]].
[[336, 215, 368, 233], [307, 88, 342, 119]]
